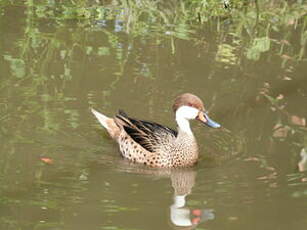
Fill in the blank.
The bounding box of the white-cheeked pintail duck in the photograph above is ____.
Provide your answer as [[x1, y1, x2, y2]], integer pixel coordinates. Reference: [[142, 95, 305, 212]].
[[91, 93, 221, 168]]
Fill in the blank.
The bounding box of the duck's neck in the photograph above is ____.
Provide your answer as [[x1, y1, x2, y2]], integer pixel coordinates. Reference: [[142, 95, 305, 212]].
[[176, 114, 193, 135], [175, 109, 199, 164], [175, 106, 198, 136], [176, 117, 193, 135]]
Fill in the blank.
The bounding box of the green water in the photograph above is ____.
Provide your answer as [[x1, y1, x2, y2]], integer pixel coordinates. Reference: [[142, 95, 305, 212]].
[[1, 1, 307, 230]]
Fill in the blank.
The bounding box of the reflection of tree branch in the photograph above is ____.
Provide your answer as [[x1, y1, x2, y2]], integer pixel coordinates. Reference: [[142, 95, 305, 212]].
[[254, 0, 259, 30], [220, 74, 307, 117]]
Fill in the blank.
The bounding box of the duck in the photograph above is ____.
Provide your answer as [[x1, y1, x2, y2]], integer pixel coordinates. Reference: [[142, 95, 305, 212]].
[[91, 93, 221, 168]]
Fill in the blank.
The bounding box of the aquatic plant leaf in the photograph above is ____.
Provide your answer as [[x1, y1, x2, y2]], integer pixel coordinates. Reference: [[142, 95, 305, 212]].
[[98, 47, 110, 56], [255, 37, 270, 52], [3, 55, 25, 78], [246, 37, 271, 61], [216, 44, 237, 65]]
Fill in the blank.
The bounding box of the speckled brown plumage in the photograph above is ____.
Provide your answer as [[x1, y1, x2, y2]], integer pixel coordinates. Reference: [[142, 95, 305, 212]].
[[114, 111, 198, 167], [91, 93, 221, 168]]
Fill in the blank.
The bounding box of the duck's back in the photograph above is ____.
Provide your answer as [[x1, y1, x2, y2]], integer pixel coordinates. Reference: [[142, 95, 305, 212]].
[[114, 111, 197, 167]]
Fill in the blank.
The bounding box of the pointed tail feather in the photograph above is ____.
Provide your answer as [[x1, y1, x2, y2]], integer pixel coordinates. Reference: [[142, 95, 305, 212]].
[[91, 108, 110, 128], [91, 108, 120, 139]]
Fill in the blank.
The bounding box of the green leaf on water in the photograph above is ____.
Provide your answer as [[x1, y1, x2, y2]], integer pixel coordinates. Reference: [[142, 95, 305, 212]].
[[98, 47, 110, 56], [3, 55, 26, 78], [216, 43, 238, 65], [246, 37, 271, 61]]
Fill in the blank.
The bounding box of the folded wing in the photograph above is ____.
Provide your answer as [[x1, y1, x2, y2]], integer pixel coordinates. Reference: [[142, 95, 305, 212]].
[[115, 110, 177, 152]]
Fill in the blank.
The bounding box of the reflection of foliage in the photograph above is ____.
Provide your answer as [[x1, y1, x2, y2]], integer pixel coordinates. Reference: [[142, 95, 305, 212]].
[[15, 0, 306, 61], [0, 0, 306, 228], [246, 37, 270, 61], [3, 0, 306, 61], [215, 44, 238, 65], [3, 55, 26, 78], [261, 86, 307, 145]]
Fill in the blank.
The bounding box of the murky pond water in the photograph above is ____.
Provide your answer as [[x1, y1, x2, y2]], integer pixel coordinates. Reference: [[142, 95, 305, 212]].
[[1, 2, 307, 230]]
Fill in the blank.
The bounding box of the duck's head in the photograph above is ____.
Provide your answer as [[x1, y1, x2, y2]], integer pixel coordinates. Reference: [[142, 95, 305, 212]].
[[173, 93, 221, 129]]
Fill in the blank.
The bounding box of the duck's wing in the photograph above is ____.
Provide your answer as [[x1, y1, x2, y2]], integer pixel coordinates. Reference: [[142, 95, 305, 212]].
[[115, 110, 177, 152]]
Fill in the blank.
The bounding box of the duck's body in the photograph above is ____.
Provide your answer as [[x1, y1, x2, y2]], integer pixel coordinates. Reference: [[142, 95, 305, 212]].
[[91, 93, 220, 168]]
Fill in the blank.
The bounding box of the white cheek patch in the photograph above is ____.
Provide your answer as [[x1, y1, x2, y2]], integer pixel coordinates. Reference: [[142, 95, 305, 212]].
[[175, 106, 199, 134], [176, 106, 199, 120]]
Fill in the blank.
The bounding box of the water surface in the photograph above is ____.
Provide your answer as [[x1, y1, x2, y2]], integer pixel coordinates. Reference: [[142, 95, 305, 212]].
[[1, 2, 307, 230]]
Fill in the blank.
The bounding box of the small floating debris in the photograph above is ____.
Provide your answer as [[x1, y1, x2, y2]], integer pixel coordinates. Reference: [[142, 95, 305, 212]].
[[40, 157, 53, 165]]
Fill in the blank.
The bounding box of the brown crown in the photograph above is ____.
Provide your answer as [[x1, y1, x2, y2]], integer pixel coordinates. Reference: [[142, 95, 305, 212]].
[[172, 93, 205, 112]]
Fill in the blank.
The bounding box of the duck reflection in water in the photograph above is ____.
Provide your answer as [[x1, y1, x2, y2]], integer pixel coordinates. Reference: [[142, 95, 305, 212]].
[[169, 169, 215, 229], [109, 159, 215, 229]]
